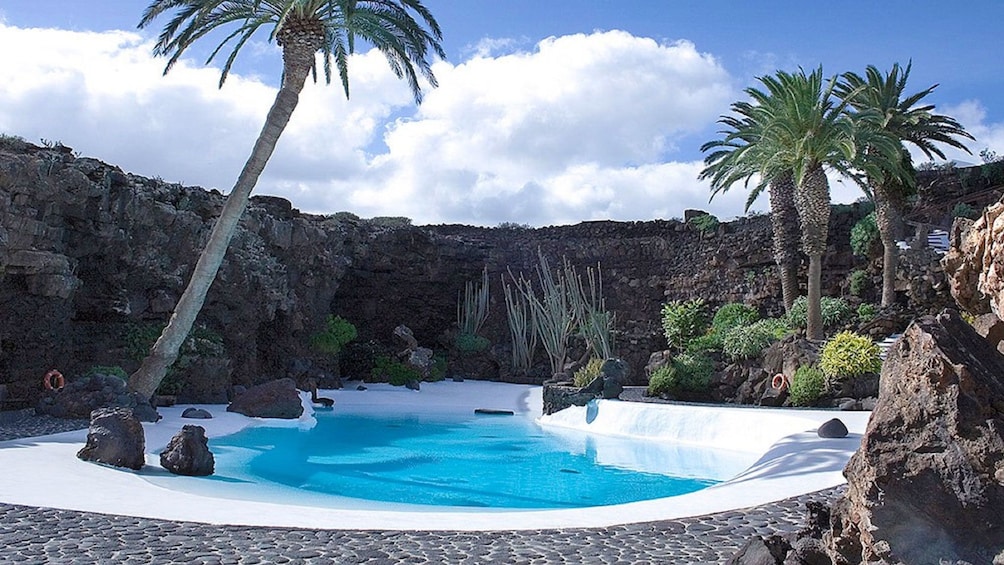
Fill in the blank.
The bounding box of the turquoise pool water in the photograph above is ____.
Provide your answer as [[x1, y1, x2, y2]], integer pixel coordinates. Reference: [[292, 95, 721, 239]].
[[208, 411, 754, 509]]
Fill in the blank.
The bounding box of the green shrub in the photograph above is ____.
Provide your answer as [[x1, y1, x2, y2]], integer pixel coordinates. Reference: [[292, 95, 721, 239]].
[[685, 333, 722, 354], [573, 358, 605, 387], [454, 332, 490, 355], [857, 303, 877, 322], [661, 298, 708, 351], [786, 296, 852, 329], [850, 212, 879, 256], [688, 214, 719, 233], [722, 318, 790, 361], [371, 355, 421, 386], [646, 353, 713, 396], [952, 202, 979, 220], [819, 331, 882, 379], [848, 270, 870, 297], [84, 365, 128, 380], [427, 355, 447, 382], [711, 303, 759, 336], [788, 365, 825, 407], [310, 315, 357, 357]]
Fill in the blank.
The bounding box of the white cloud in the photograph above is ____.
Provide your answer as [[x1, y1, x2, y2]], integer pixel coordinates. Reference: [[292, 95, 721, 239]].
[[0, 24, 740, 226]]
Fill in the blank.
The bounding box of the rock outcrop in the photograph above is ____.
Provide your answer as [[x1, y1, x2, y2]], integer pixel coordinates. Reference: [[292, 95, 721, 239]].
[[76, 407, 146, 470], [36, 374, 160, 422], [160, 425, 214, 476], [226, 378, 303, 419]]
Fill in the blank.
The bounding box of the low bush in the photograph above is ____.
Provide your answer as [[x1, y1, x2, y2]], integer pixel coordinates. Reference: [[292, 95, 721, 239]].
[[661, 298, 708, 352], [819, 331, 882, 379], [454, 332, 490, 355], [371, 356, 421, 386], [573, 358, 605, 387], [688, 213, 719, 233], [722, 318, 790, 361], [788, 365, 825, 407], [685, 333, 722, 354], [310, 315, 357, 357], [952, 202, 979, 220], [857, 303, 877, 322], [647, 353, 713, 397], [786, 296, 852, 329], [848, 270, 870, 297], [711, 303, 759, 336]]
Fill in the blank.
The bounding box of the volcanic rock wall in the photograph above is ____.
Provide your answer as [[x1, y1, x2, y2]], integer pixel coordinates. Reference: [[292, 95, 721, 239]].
[[0, 140, 898, 402]]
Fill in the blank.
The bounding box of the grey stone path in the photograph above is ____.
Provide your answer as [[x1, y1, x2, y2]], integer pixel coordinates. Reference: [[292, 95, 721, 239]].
[[0, 412, 843, 564]]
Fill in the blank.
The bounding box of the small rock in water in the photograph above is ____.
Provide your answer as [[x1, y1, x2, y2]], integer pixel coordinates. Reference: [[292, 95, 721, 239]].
[[356, 385, 367, 391], [559, 468, 581, 474], [181, 407, 213, 419], [474, 408, 514, 416]]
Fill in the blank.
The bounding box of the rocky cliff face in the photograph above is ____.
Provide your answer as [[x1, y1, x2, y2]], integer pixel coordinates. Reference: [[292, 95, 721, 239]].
[[0, 140, 944, 402]]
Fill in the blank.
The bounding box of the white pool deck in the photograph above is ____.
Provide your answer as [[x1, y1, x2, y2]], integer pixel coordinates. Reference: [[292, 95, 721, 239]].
[[0, 381, 871, 531]]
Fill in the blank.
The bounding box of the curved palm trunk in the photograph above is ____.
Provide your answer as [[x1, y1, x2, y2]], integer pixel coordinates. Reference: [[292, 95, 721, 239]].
[[793, 165, 831, 341], [768, 170, 802, 312], [128, 51, 313, 399], [873, 182, 899, 307]]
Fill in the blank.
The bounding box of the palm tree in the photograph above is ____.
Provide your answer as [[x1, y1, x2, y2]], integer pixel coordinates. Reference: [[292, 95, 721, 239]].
[[128, 0, 445, 399], [741, 68, 901, 340], [836, 63, 973, 307], [701, 102, 802, 313]]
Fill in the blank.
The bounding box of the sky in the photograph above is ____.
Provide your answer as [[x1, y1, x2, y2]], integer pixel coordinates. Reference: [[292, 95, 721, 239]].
[[0, 1, 1002, 227]]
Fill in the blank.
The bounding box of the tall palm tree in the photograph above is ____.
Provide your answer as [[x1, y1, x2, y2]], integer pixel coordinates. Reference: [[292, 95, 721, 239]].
[[743, 68, 902, 340], [128, 0, 445, 399], [701, 104, 802, 313], [836, 63, 973, 307]]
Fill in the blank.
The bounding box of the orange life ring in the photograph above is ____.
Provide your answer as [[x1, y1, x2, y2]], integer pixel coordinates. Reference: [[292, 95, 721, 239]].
[[771, 373, 788, 391], [43, 369, 65, 391]]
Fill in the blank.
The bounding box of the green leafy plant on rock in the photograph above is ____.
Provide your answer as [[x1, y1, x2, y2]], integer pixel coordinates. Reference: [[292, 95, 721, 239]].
[[787, 296, 852, 330], [84, 365, 128, 380], [819, 331, 882, 379], [661, 298, 708, 352], [712, 303, 760, 336], [573, 358, 605, 387], [848, 270, 870, 297], [454, 332, 490, 355], [857, 303, 877, 322], [310, 315, 357, 357], [850, 212, 879, 257], [371, 355, 421, 387], [688, 213, 719, 233], [647, 353, 713, 397], [722, 318, 790, 361], [788, 365, 825, 407]]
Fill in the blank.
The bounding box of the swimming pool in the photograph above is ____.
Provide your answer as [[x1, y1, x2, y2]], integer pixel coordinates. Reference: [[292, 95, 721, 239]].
[[206, 409, 755, 509]]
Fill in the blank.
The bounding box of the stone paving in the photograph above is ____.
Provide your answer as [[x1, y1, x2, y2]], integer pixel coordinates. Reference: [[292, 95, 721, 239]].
[[0, 412, 844, 564]]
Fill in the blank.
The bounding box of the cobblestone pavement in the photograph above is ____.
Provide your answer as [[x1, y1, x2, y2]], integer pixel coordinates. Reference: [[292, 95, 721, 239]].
[[0, 412, 843, 564]]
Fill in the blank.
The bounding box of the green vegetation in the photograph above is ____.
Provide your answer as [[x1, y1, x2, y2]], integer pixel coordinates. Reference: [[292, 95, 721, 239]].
[[688, 213, 719, 233], [454, 332, 490, 355], [370, 216, 413, 228], [952, 202, 979, 220], [722, 318, 790, 361], [310, 315, 357, 357], [647, 353, 713, 397], [857, 303, 877, 322], [711, 303, 759, 336], [850, 212, 879, 257], [0, 133, 28, 151], [788, 365, 825, 407], [457, 267, 489, 338], [787, 296, 851, 330], [661, 298, 708, 352], [819, 331, 882, 378], [848, 269, 870, 297], [371, 356, 422, 387], [573, 358, 604, 388], [125, 322, 224, 396]]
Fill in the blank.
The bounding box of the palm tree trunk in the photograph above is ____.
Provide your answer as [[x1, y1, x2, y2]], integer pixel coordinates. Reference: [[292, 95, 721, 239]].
[[128, 56, 313, 399], [793, 165, 830, 341], [873, 183, 899, 307], [768, 171, 801, 312]]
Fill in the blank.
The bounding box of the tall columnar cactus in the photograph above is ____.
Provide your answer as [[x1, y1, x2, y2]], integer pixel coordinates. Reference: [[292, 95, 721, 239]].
[[502, 272, 538, 374], [457, 266, 490, 337]]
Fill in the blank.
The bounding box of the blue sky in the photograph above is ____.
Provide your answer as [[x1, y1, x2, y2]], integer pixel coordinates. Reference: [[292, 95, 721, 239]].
[[0, 1, 1001, 226]]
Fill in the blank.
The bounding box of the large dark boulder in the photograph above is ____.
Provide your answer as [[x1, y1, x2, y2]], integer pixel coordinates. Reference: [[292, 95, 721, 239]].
[[76, 407, 146, 470], [36, 374, 160, 422], [226, 378, 303, 419], [160, 425, 214, 476], [600, 358, 629, 399], [829, 311, 1004, 564]]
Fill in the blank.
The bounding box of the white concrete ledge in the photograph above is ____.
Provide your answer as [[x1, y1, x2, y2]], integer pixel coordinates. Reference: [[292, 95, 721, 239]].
[[0, 382, 870, 531]]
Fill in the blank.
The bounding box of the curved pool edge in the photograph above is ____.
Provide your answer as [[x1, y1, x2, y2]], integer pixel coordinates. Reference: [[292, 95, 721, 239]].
[[0, 382, 870, 531]]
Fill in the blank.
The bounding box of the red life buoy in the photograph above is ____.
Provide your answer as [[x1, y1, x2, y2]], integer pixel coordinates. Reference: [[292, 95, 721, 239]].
[[771, 373, 788, 391], [43, 369, 65, 391]]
